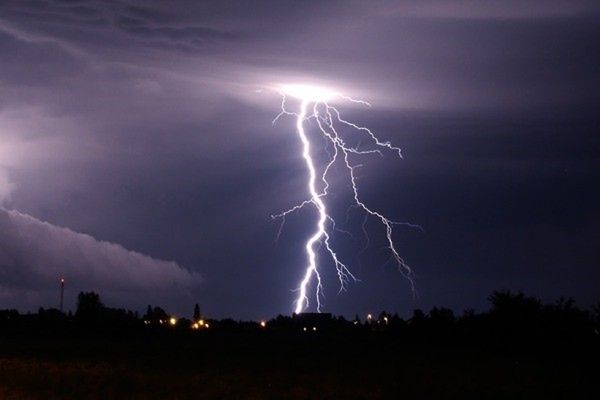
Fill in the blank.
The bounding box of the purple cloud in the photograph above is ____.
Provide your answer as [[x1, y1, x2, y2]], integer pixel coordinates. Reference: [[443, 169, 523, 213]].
[[0, 208, 201, 311]]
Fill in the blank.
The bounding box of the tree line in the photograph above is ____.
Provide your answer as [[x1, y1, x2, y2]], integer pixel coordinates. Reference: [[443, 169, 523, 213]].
[[0, 290, 598, 348]]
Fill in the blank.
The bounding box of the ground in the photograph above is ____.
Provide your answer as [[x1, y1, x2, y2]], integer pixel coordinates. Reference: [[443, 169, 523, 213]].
[[0, 332, 597, 399]]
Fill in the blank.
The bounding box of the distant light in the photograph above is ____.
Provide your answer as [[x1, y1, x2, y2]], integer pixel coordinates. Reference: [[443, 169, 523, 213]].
[[303, 327, 307, 332], [205, 323, 210, 328], [169, 317, 177, 326], [199, 319, 205, 326], [260, 321, 266, 328], [383, 316, 389, 324], [367, 314, 373, 320], [312, 326, 317, 331], [192, 323, 199, 330], [60, 278, 65, 283]]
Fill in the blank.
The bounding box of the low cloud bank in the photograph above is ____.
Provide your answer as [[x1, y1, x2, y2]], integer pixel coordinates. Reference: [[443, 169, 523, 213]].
[[0, 169, 12, 204], [0, 208, 201, 310]]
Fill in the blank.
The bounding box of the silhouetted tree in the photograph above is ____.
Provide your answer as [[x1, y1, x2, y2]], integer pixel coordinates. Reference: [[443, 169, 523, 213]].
[[429, 307, 455, 324], [486, 291, 545, 343], [489, 291, 541, 318], [143, 306, 169, 323], [76, 292, 104, 324], [193, 304, 201, 321], [410, 309, 426, 325], [591, 302, 600, 326], [389, 314, 407, 332]]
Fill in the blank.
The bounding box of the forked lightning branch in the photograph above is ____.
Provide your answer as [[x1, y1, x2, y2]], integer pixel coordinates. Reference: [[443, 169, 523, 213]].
[[271, 84, 417, 314]]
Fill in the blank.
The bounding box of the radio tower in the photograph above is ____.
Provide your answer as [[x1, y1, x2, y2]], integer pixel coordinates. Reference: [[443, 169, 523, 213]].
[[59, 278, 65, 312]]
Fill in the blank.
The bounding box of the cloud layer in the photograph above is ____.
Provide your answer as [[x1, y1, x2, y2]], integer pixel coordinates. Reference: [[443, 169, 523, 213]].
[[0, 1, 598, 317], [0, 208, 201, 311]]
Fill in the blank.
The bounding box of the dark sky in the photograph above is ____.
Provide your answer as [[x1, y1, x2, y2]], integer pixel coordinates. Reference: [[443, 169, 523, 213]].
[[0, 0, 599, 319]]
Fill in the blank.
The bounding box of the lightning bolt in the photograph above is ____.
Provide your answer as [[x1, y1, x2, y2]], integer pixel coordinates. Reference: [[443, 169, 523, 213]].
[[271, 85, 417, 314]]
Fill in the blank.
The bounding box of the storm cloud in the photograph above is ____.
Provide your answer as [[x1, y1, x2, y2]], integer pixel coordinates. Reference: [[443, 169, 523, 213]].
[[0, 208, 200, 310], [0, 1, 598, 317]]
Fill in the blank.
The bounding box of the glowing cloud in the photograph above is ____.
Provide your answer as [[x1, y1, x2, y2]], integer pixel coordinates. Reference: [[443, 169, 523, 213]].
[[279, 84, 339, 103]]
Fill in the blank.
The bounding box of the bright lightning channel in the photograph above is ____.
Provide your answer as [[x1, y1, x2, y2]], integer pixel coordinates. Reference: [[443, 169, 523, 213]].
[[272, 84, 417, 314]]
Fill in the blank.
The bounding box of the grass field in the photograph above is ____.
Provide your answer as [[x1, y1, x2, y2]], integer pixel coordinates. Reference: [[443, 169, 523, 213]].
[[0, 332, 597, 399]]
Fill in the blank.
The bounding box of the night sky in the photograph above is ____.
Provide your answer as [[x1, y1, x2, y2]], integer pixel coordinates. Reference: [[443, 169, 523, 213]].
[[0, 1, 599, 319]]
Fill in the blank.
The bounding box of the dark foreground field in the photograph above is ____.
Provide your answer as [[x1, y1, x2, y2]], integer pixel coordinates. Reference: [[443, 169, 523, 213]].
[[0, 331, 598, 400]]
